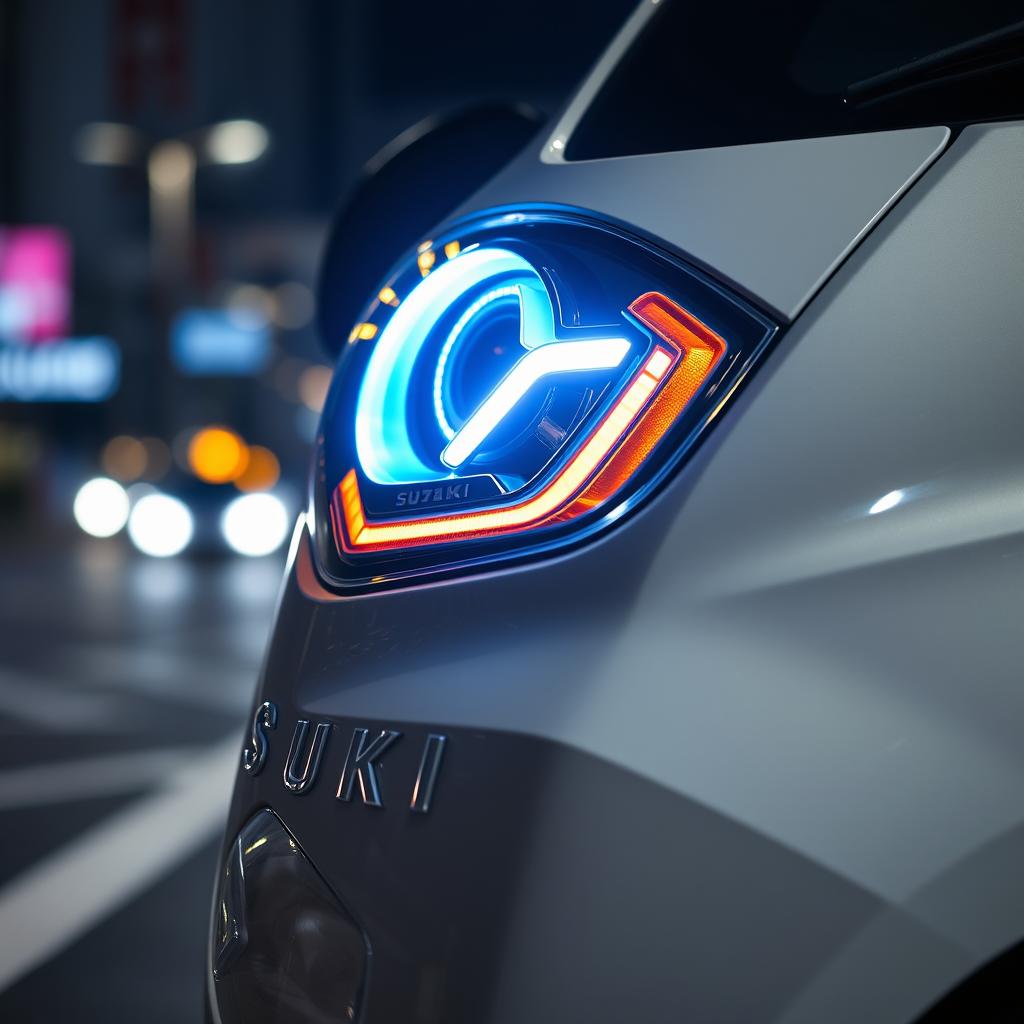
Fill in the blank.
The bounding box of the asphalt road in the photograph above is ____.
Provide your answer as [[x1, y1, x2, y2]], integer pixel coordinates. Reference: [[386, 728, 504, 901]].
[[0, 533, 279, 1022]]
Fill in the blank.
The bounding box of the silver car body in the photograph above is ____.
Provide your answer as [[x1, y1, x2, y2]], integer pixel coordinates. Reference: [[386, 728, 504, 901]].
[[212, 3, 1024, 1020]]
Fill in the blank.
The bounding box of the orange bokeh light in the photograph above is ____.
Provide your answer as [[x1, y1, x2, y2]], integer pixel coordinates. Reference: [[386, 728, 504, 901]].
[[188, 427, 249, 484], [234, 445, 280, 492]]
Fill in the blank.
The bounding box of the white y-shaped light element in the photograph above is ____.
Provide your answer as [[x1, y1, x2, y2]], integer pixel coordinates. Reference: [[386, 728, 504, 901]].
[[441, 336, 630, 468]]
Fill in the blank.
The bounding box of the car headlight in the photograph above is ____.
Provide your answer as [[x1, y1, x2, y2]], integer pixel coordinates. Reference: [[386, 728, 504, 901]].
[[311, 208, 776, 588], [211, 809, 368, 1024]]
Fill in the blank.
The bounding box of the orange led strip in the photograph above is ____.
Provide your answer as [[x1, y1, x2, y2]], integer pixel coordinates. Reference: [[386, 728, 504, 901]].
[[555, 291, 727, 517], [332, 291, 726, 554]]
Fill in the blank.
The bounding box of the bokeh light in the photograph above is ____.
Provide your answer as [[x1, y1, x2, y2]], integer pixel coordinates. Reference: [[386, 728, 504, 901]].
[[73, 477, 130, 538], [127, 493, 193, 557], [148, 140, 196, 194], [101, 435, 148, 481], [298, 365, 332, 413], [225, 283, 273, 330], [204, 119, 269, 165], [220, 492, 289, 556], [234, 445, 280, 492], [188, 427, 249, 484]]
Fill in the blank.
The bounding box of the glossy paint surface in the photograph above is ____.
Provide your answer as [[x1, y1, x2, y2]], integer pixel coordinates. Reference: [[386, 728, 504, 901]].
[[467, 125, 949, 320], [214, 120, 1024, 1023]]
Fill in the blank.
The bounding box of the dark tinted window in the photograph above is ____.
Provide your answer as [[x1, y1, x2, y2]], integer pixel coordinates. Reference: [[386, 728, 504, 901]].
[[567, 0, 1024, 159]]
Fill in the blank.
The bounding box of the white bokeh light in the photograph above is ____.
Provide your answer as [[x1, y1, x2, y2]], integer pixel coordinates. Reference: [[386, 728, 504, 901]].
[[73, 477, 130, 538], [220, 492, 289, 557], [204, 120, 269, 165], [128, 493, 193, 557]]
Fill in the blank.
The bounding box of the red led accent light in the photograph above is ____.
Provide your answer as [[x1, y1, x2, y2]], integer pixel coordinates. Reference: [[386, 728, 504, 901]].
[[331, 291, 727, 555]]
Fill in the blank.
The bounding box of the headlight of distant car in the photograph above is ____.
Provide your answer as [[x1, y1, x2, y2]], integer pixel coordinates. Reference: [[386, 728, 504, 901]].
[[311, 208, 776, 588]]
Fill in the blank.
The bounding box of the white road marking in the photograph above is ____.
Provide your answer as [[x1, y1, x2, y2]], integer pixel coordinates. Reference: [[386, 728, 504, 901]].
[[0, 747, 204, 810], [57, 643, 256, 714], [0, 735, 239, 992], [0, 668, 138, 732]]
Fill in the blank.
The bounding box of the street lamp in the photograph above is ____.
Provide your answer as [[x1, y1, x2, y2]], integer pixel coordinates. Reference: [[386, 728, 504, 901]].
[[75, 119, 269, 289]]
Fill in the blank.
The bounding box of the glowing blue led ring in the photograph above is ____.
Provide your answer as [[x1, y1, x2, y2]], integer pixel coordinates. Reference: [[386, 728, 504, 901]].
[[356, 247, 539, 486]]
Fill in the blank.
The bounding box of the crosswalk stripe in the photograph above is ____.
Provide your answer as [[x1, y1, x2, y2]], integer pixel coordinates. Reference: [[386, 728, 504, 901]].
[[0, 747, 205, 810], [0, 735, 239, 992]]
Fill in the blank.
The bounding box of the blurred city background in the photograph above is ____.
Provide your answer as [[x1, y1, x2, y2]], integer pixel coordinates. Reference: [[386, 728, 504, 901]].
[[0, 1, 634, 1019]]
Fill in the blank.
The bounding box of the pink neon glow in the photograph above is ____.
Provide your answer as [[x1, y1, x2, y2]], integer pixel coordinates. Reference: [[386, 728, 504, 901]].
[[0, 227, 71, 343]]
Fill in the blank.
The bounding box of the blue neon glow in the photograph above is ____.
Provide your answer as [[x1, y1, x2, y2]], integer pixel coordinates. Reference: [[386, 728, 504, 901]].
[[356, 244, 630, 487], [440, 337, 629, 468], [356, 248, 537, 485], [433, 284, 521, 442], [171, 308, 270, 376], [0, 336, 120, 402]]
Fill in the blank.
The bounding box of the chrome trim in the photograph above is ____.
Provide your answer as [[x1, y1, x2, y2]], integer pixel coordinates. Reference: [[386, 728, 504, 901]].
[[282, 719, 332, 794]]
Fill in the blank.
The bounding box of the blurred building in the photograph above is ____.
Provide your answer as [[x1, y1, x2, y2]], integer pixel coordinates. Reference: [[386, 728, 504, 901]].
[[0, 0, 634, 538]]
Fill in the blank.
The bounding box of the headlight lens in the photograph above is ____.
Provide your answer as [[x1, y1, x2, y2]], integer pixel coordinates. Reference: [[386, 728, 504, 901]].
[[212, 809, 369, 1024], [313, 209, 775, 588]]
